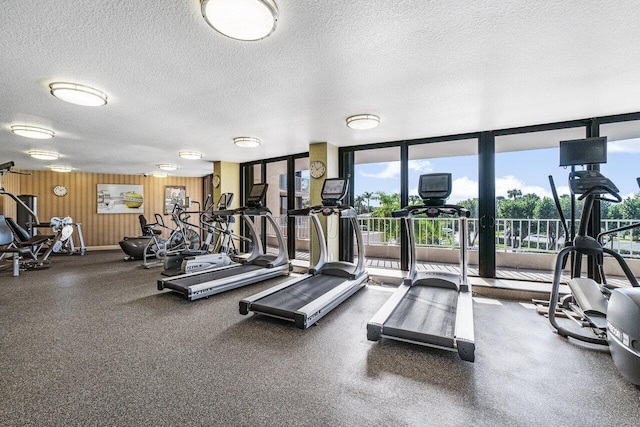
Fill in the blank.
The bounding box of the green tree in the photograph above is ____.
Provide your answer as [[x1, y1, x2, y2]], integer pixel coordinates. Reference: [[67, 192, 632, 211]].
[[507, 189, 522, 200], [361, 191, 374, 214], [458, 198, 478, 218], [533, 197, 558, 219], [619, 193, 640, 219], [354, 194, 366, 214], [409, 194, 422, 205], [372, 192, 401, 217]]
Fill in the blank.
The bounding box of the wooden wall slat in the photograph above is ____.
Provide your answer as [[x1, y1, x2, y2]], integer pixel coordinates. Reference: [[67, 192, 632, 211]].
[[2, 171, 204, 247]]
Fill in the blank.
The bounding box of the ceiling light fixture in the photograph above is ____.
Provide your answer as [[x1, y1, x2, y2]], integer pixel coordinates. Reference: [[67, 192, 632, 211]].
[[178, 151, 203, 160], [49, 82, 108, 106], [49, 165, 73, 173], [158, 164, 178, 171], [346, 114, 380, 130], [201, 0, 278, 41], [28, 150, 60, 160], [11, 125, 55, 139], [233, 137, 261, 148], [152, 172, 168, 178]]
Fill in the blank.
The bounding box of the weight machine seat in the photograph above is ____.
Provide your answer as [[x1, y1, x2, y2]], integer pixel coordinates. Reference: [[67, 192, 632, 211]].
[[139, 215, 162, 236], [4, 217, 54, 247]]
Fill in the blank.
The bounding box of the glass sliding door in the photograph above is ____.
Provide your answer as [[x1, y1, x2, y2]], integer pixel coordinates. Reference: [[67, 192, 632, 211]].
[[265, 160, 288, 256], [599, 121, 640, 263], [291, 157, 310, 263], [408, 139, 479, 275], [354, 146, 401, 271], [494, 127, 586, 281]]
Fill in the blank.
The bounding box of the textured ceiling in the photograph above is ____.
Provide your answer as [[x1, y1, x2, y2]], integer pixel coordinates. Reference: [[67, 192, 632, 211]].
[[1, 0, 640, 177]]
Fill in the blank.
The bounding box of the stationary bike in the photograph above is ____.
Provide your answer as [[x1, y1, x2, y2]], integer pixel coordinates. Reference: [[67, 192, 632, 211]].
[[548, 168, 640, 385]]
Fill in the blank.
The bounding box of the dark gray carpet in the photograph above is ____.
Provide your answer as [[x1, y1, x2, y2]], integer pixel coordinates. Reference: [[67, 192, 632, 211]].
[[1, 251, 638, 426]]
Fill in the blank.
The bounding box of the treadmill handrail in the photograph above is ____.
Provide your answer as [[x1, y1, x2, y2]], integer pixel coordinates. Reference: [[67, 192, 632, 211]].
[[288, 205, 357, 217], [394, 204, 470, 218]]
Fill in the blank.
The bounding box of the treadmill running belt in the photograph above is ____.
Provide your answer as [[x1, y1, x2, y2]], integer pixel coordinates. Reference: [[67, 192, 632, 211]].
[[251, 275, 347, 315], [384, 286, 458, 348], [163, 264, 263, 287]]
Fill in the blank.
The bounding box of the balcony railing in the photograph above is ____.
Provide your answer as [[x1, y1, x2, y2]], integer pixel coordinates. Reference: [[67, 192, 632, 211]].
[[268, 216, 640, 258]]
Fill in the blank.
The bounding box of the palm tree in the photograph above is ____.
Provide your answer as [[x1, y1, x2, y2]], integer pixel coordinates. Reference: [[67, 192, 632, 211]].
[[507, 188, 522, 200], [361, 191, 374, 213], [354, 195, 365, 214]]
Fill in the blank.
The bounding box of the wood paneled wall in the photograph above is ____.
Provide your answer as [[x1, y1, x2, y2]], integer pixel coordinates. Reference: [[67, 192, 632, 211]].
[[1, 170, 204, 247]]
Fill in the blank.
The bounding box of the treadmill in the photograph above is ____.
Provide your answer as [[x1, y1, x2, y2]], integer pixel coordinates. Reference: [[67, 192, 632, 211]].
[[157, 183, 290, 301], [367, 173, 475, 362], [239, 178, 368, 329]]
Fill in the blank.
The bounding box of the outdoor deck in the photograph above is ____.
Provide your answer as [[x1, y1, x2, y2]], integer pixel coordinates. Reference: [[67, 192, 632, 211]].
[[291, 250, 631, 287]]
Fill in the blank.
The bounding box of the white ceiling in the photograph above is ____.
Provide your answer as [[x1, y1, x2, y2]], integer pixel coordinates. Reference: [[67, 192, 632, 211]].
[[2, 0, 640, 177]]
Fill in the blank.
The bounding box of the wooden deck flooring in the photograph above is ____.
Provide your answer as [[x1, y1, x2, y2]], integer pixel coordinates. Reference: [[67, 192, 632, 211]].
[[289, 250, 631, 286]]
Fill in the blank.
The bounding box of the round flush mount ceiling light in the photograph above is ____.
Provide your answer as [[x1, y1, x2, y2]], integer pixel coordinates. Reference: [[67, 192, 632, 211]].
[[49, 82, 108, 106], [158, 163, 178, 171], [11, 125, 55, 139], [152, 172, 168, 178], [49, 165, 73, 173], [233, 137, 261, 148], [346, 114, 380, 130], [201, 0, 278, 41], [178, 150, 203, 160], [28, 150, 60, 160]]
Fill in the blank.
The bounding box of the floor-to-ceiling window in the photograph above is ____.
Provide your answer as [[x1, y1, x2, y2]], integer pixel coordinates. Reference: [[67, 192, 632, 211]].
[[353, 146, 402, 270], [599, 120, 640, 260], [408, 139, 479, 274], [241, 154, 309, 261], [494, 126, 587, 280]]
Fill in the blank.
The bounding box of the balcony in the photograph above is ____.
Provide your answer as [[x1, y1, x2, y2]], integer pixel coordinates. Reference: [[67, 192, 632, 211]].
[[265, 216, 640, 281]]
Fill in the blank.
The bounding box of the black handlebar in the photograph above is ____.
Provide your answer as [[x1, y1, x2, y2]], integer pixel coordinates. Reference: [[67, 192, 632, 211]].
[[577, 185, 622, 203], [394, 204, 470, 218], [288, 204, 354, 216]]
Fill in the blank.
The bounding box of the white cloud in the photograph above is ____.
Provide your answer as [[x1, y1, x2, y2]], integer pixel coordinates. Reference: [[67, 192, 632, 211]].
[[495, 175, 562, 199], [609, 138, 640, 154], [360, 159, 432, 179], [450, 176, 478, 203], [408, 159, 433, 173], [360, 162, 400, 179]]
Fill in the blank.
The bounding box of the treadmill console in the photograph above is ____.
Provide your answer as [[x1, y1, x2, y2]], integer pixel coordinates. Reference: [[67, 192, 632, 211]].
[[418, 173, 451, 206], [246, 183, 268, 208], [321, 178, 348, 206]]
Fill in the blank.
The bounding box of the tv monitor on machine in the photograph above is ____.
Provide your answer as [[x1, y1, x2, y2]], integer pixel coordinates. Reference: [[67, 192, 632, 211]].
[[321, 178, 348, 204], [247, 183, 268, 205], [418, 173, 452, 202], [559, 137, 607, 167]]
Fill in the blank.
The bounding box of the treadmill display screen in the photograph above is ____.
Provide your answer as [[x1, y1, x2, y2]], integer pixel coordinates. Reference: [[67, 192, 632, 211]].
[[559, 137, 607, 166], [321, 178, 348, 201], [247, 183, 268, 202], [418, 173, 452, 200]]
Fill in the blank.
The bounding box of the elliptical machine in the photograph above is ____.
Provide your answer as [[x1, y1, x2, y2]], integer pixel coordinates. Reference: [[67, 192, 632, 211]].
[[162, 192, 242, 275], [547, 137, 640, 385]]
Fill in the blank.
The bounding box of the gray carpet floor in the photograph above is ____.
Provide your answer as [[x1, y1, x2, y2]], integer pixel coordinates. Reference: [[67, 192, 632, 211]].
[[1, 251, 638, 426]]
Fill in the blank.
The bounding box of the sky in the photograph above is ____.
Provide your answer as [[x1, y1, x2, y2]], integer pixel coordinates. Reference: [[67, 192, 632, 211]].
[[354, 138, 640, 205]]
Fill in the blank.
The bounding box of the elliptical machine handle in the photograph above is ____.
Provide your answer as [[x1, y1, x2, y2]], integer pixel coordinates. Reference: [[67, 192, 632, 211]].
[[154, 213, 165, 227], [577, 185, 622, 203]]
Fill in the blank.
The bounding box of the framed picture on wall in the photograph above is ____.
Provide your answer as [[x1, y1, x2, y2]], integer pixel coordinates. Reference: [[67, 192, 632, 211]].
[[97, 184, 144, 214], [165, 185, 186, 215]]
